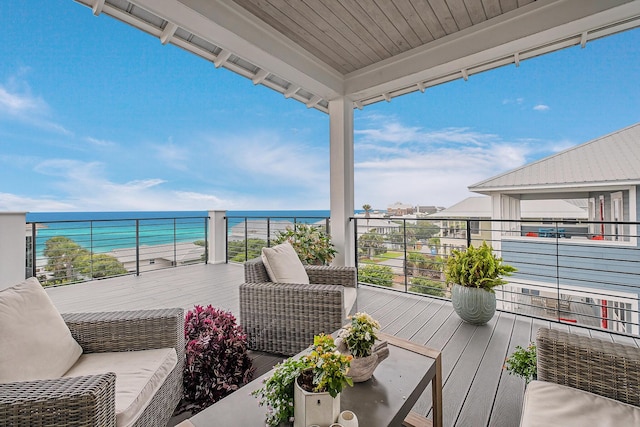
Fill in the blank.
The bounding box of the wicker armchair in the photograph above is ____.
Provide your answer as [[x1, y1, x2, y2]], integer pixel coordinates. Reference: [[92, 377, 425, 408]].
[[0, 308, 184, 427], [240, 257, 357, 356], [519, 327, 640, 426], [536, 327, 640, 406]]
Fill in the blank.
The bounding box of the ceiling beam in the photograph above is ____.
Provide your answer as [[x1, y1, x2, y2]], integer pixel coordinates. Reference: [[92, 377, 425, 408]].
[[130, 0, 343, 100], [344, 0, 640, 101]]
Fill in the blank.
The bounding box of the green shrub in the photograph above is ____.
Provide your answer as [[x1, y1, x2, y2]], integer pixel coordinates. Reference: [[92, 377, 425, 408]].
[[358, 264, 393, 287], [409, 277, 446, 297], [273, 224, 336, 265]]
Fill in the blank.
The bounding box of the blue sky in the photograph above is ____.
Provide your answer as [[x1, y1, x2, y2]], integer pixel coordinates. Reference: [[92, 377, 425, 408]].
[[1, 2, 639, 212]]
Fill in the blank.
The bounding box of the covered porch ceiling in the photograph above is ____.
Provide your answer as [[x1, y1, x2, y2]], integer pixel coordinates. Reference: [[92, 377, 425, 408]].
[[77, 0, 640, 113]]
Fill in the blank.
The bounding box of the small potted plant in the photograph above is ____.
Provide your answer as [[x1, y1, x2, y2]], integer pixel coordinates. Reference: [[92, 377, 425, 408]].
[[252, 334, 352, 427], [504, 343, 537, 383], [273, 223, 337, 265], [445, 241, 516, 325], [336, 312, 389, 382]]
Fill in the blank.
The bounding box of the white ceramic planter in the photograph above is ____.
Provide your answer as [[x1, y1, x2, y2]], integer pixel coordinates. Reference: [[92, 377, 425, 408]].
[[293, 378, 340, 427], [451, 284, 496, 325], [337, 410, 359, 427]]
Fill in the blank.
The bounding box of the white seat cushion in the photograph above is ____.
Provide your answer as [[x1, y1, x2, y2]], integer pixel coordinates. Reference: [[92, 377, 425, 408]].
[[0, 277, 83, 383], [63, 348, 178, 427], [520, 380, 640, 427], [344, 287, 357, 316], [261, 242, 309, 284]]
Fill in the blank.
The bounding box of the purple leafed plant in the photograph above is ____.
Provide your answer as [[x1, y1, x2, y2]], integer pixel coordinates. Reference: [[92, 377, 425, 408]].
[[182, 305, 255, 412]]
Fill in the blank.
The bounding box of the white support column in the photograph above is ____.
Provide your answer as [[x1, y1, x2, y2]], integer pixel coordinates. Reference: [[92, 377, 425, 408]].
[[329, 97, 355, 267], [208, 210, 227, 264], [490, 193, 521, 253], [0, 212, 27, 290]]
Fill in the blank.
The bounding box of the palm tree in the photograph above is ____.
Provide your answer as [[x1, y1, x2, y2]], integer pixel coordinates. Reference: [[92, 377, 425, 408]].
[[362, 204, 372, 228]]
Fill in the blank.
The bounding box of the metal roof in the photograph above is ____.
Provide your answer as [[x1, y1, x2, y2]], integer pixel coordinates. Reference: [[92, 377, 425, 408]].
[[73, 0, 640, 113], [470, 122, 640, 192], [428, 196, 587, 218]]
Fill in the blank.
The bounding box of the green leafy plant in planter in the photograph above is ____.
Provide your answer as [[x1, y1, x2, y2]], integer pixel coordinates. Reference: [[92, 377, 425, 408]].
[[273, 223, 337, 265], [181, 305, 255, 413], [341, 312, 380, 358], [252, 334, 352, 427], [445, 241, 516, 325], [504, 343, 537, 383]]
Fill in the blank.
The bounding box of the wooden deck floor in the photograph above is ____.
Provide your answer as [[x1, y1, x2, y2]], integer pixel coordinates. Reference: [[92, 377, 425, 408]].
[[46, 263, 640, 427]]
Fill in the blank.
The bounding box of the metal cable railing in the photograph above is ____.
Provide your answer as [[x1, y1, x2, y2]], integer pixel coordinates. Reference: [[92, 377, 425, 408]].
[[26, 216, 209, 286], [224, 215, 330, 262], [352, 216, 640, 337]]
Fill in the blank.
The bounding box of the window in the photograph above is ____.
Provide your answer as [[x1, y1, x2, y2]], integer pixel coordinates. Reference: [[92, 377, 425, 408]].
[[470, 220, 480, 235]]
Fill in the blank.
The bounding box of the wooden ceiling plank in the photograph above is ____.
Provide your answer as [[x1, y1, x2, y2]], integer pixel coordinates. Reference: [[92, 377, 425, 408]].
[[463, 0, 488, 25], [410, 0, 448, 39], [482, 0, 503, 19], [339, 0, 402, 57], [395, 0, 435, 44], [285, 0, 373, 68], [428, 0, 461, 34], [499, 0, 519, 14], [445, 0, 474, 30], [372, 0, 423, 49], [354, 1, 415, 52], [236, 0, 351, 73], [267, 0, 363, 70], [303, 0, 385, 64]]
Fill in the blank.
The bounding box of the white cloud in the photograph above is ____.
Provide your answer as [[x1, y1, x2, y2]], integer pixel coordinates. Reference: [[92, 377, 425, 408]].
[[0, 192, 75, 211], [533, 104, 550, 111], [0, 74, 72, 135], [353, 116, 568, 209], [85, 136, 117, 147]]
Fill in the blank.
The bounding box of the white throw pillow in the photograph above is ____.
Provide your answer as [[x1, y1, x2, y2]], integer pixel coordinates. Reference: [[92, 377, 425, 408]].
[[0, 277, 83, 383], [261, 242, 310, 284]]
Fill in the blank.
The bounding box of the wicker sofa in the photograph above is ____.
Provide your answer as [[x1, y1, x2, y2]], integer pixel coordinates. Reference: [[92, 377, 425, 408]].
[[520, 328, 640, 426], [0, 308, 184, 427], [240, 257, 357, 356]]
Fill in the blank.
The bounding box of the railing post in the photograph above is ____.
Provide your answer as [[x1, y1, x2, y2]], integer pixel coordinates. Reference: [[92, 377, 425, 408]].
[[31, 222, 37, 279], [90, 221, 94, 279], [208, 210, 227, 264], [353, 218, 358, 272], [267, 218, 271, 247], [204, 217, 209, 264], [244, 219, 248, 262], [403, 219, 408, 292], [173, 218, 177, 267], [466, 220, 472, 248], [135, 219, 140, 276]]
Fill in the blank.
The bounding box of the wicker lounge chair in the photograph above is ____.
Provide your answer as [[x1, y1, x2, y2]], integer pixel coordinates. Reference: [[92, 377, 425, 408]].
[[240, 257, 357, 356], [0, 308, 184, 427], [519, 327, 640, 426]]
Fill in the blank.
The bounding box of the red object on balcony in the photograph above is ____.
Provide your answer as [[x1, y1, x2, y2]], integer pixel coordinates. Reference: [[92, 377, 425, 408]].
[[592, 235, 604, 240], [601, 300, 608, 328], [525, 232, 538, 237]]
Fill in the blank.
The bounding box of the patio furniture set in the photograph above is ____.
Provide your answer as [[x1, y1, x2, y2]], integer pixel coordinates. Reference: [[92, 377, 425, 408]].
[[1, 244, 639, 426]]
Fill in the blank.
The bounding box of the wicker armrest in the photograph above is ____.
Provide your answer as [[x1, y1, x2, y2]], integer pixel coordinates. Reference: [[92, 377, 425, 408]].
[[0, 373, 116, 426], [305, 265, 357, 287], [536, 328, 640, 406], [62, 308, 184, 359], [239, 282, 344, 355]]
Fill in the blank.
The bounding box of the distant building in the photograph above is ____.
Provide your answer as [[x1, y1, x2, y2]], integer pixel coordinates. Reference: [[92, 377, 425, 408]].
[[387, 202, 415, 216], [228, 219, 294, 241], [108, 241, 204, 273]]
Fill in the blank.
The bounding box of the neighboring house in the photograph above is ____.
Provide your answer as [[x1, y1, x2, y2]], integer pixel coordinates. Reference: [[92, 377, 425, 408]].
[[108, 241, 205, 273], [468, 123, 640, 334], [428, 197, 587, 256], [228, 219, 294, 242]]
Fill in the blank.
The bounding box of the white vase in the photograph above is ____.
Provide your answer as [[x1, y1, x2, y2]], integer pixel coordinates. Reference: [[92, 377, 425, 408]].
[[337, 410, 358, 427], [293, 377, 340, 427]]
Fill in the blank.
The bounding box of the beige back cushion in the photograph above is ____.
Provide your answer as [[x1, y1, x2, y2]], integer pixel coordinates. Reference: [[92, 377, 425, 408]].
[[0, 278, 83, 383], [261, 242, 310, 284]]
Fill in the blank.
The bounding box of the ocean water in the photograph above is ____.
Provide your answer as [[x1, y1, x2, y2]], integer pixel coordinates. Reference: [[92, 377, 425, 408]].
[[26, 210, 333, 255]]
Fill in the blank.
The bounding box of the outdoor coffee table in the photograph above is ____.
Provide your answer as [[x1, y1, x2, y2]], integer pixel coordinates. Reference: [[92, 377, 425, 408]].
[[184, 332, 442, 427]]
